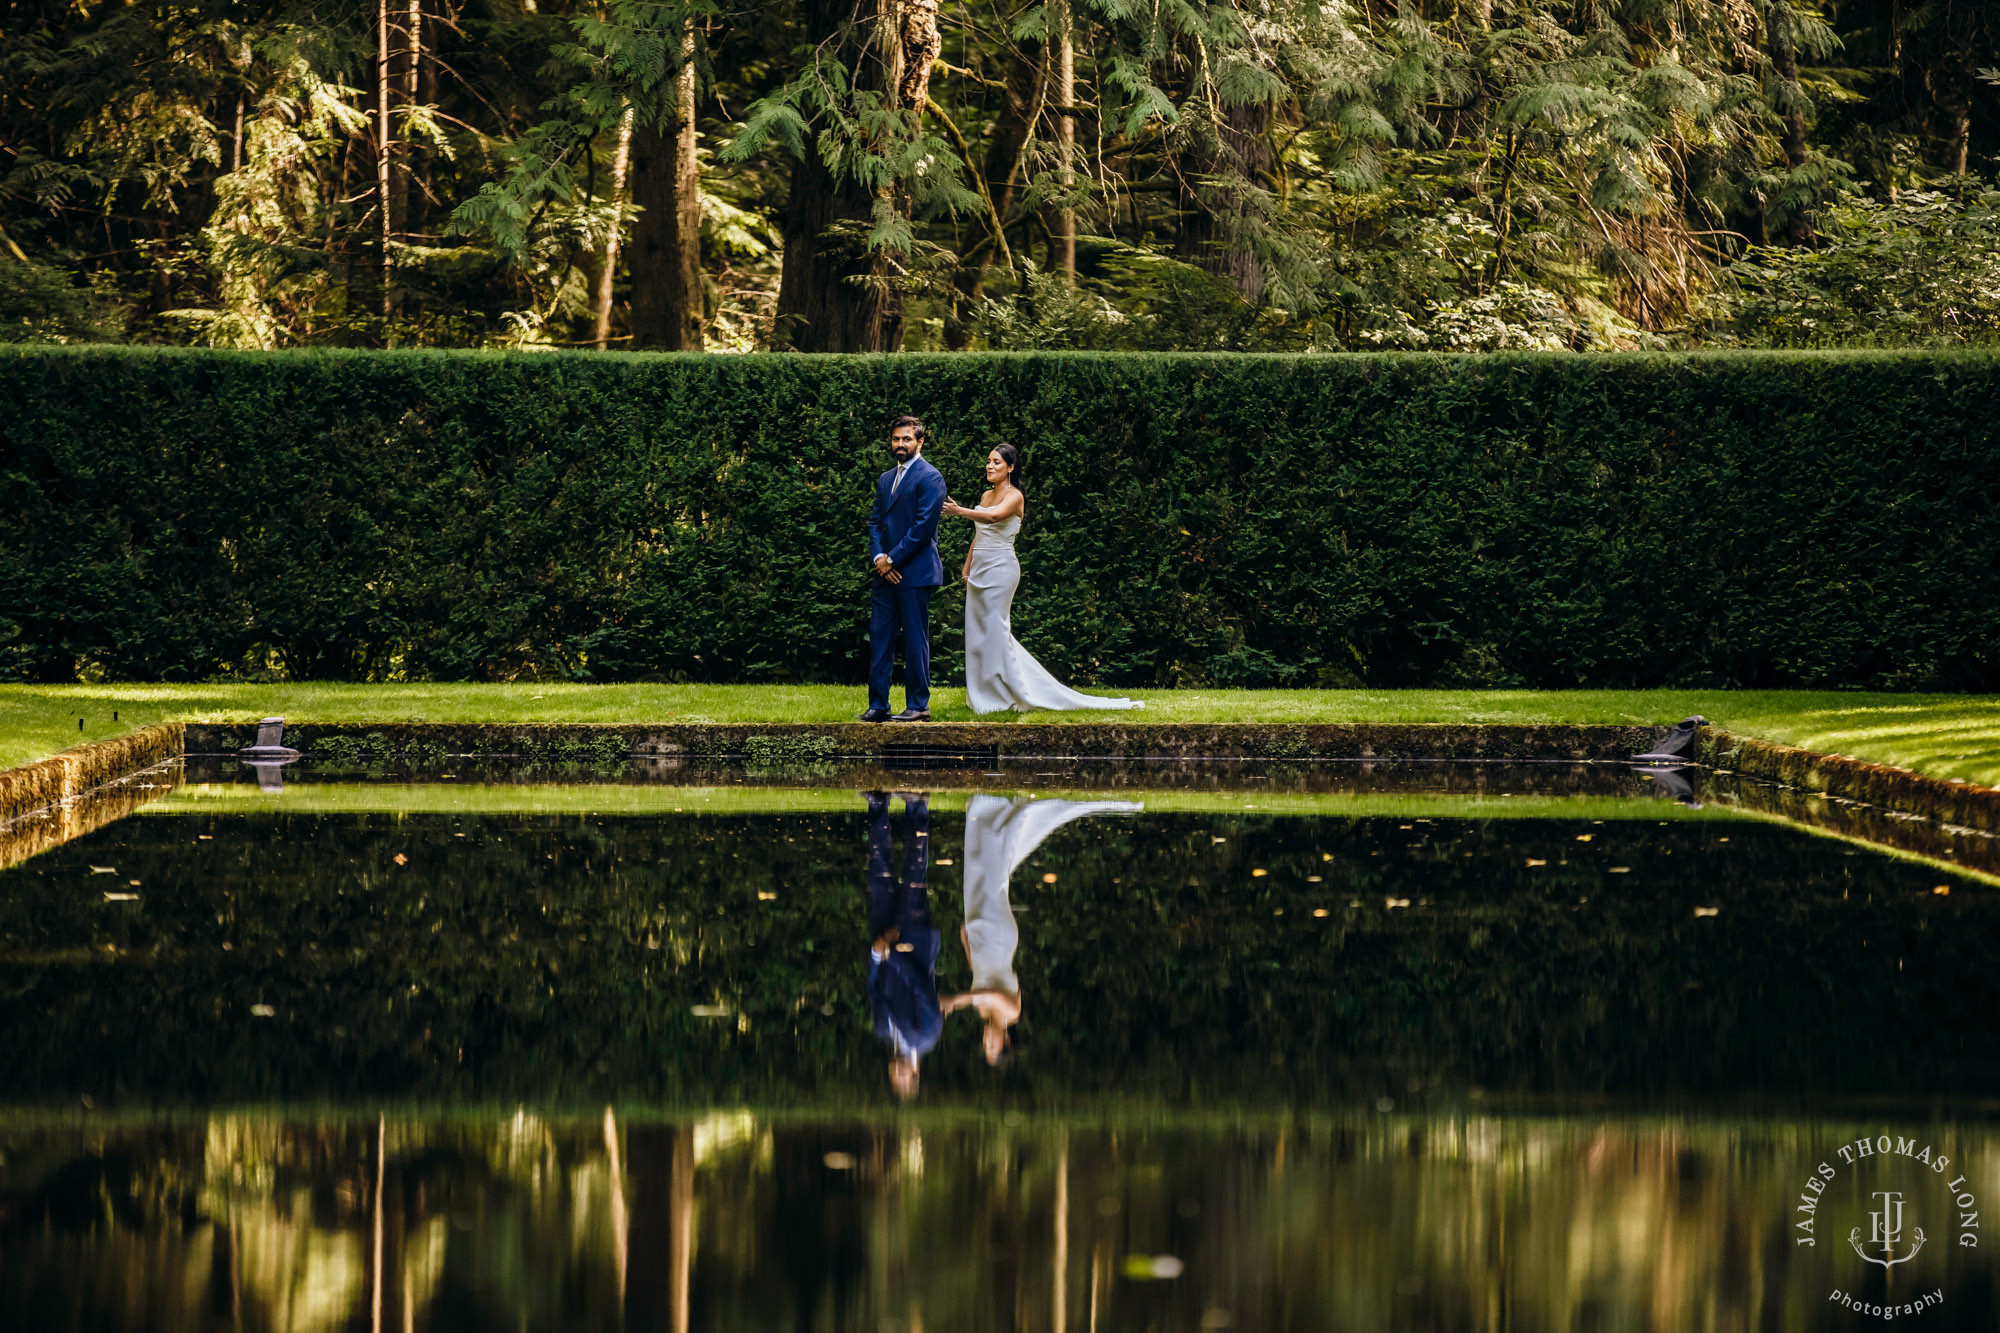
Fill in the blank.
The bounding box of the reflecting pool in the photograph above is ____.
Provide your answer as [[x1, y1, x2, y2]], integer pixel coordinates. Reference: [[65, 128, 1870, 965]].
[[2, 759, 1997, 1329]]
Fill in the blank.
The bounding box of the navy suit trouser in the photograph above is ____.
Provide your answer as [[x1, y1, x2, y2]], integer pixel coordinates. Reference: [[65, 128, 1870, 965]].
[[869, 579, 935, 713]]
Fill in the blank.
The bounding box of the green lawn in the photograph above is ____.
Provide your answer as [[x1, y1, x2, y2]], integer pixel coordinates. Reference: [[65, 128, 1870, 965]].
[[5, 683, 2000, 786]]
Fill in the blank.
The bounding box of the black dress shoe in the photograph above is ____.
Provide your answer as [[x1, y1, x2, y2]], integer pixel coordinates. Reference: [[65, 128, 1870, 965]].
[[857, 708, 892, 722], [890, 708, 931, 722]]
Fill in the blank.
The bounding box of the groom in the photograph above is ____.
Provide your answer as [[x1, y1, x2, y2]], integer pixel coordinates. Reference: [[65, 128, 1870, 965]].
[[861, 414, 946, 722]]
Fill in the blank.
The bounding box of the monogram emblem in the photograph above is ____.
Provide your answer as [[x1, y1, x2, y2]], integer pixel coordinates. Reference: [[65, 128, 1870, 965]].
[[1849, 1190, 1927, 1267]]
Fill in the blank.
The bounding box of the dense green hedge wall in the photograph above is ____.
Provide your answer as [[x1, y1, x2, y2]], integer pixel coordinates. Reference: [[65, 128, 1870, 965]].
[[2, 346, 1997, 688]]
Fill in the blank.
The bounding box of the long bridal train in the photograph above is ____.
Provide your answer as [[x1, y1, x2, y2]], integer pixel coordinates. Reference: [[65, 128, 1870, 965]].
[[963, 513, 1144, 714], [960, 795, 1143, 998]]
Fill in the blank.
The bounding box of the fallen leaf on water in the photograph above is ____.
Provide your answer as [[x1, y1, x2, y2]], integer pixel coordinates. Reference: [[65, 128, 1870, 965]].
[[128, 880, 140, 887], [88, 866, 116, 875], [1608, 867, 1631, 874], [1042, 873, 1057, 883], [1525, 859, 1547, 867], [1306, 875, 1323, 883], [1250, 868, 1268, 878], [103, 892, 138, 902], [250, 1005, 275, 1017], [1312, 908, 1330, 918], [197, 835, 212, 841], [1934, 885, 1951, 895], [393, 853, 408, 865], [1122, 1255, 1185, 1280], [1694, 906, 1720, 917], [690, 1004, 730, 1017], [823, 1152, 856, 1170], [1575, 834, 1593, 842], [757, 891, 778, 901], [1385, 897, 1410, 909]]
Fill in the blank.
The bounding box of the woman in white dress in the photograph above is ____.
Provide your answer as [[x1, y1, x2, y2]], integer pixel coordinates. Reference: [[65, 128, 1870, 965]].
[[942, 446, 1144, 714], [943, 794, 1143, 1063]]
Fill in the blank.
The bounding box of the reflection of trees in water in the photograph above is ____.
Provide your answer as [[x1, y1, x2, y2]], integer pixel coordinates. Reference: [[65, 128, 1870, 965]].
[[5, 1114, 1998, 1330]]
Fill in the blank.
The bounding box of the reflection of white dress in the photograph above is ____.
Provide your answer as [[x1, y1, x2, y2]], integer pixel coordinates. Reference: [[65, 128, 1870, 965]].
[[963, 795, 1143, 992], [964, 514, 1145, 714]]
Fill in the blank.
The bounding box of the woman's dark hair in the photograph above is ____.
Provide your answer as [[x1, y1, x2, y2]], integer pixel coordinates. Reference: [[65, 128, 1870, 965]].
[[888, 413, 926, 442], [992, 443, 1022, 486]]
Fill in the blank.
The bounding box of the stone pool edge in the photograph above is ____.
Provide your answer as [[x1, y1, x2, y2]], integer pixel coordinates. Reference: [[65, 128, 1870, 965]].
[[1698, 726, 2000, 836], [0, 723, 184, 826], [181, 720, 1664, 763], [8, 719, 2000, 844]]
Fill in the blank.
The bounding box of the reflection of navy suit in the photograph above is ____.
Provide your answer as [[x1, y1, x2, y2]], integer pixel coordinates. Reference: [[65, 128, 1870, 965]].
[[865, 794, 941, 1060], [867, 456, 946, 713]]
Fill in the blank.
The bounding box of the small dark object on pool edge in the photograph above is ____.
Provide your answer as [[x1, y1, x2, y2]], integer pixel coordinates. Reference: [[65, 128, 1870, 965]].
[[1632, 716, 1707, 762], [240, 716, 302, 793], [241, 716, 302, 760]]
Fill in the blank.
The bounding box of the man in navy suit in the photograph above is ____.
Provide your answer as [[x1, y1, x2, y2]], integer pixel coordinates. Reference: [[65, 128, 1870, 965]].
[[862, 414, 946, 722], [863, 789, 940, 1099]]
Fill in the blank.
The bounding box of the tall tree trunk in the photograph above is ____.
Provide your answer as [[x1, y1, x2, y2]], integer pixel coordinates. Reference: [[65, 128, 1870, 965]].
[[399, 0, 421, 240], [774, 0, 907, 351], [627, 30, 704, 351], [595, 105, 635, 348], [1765, 0, 1815, 241], [943, 41, 1037, 347], [1175, 99, 1272, 301], [1053, 0, 1076, 283], [376, 0, 394, 326]]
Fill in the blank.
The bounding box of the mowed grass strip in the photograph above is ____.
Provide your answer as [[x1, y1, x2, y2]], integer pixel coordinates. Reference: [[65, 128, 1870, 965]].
[[4, 683, 2000, 787]]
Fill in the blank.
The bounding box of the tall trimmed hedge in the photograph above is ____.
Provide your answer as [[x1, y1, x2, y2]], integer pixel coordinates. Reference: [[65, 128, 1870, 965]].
[[2, 346, 1996, 688]]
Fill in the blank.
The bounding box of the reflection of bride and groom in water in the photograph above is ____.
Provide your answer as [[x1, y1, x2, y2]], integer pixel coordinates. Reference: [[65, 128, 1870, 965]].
[[864, 790, 1140, 1098]]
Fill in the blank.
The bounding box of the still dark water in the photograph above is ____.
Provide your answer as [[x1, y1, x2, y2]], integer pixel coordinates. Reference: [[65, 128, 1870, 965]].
[[3, 764, 1998, 1330]]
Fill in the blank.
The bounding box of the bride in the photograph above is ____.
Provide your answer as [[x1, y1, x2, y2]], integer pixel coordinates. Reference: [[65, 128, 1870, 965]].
[[942, 446, 1144, 714]]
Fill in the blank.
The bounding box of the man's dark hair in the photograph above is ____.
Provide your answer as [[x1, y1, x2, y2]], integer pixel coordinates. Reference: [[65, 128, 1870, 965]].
[[889, 414, 926, 442]]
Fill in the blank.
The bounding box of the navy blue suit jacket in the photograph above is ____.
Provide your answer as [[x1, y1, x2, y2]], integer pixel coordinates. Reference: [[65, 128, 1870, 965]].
[[868, 457, 946, 588], [867, 929, 944, 1059]]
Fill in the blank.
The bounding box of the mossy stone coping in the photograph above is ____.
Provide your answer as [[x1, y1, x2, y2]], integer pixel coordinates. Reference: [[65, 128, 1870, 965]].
[[1699, 727, 2000, 836], [184, 721, 1665, 763], [0, 723, 184, 826]]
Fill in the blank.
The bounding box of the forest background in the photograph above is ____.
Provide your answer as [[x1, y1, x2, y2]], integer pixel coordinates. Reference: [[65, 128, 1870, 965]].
[[2, 0, 1997, 354]]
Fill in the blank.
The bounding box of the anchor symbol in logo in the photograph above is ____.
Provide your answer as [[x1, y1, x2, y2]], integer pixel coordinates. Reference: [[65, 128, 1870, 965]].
[[1850, 1191, 1926, 1267]]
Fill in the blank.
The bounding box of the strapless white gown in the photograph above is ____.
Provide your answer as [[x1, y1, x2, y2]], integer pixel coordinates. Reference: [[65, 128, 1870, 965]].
[[963, 515, 1145, 714], [963, 795, 1143, 992]]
